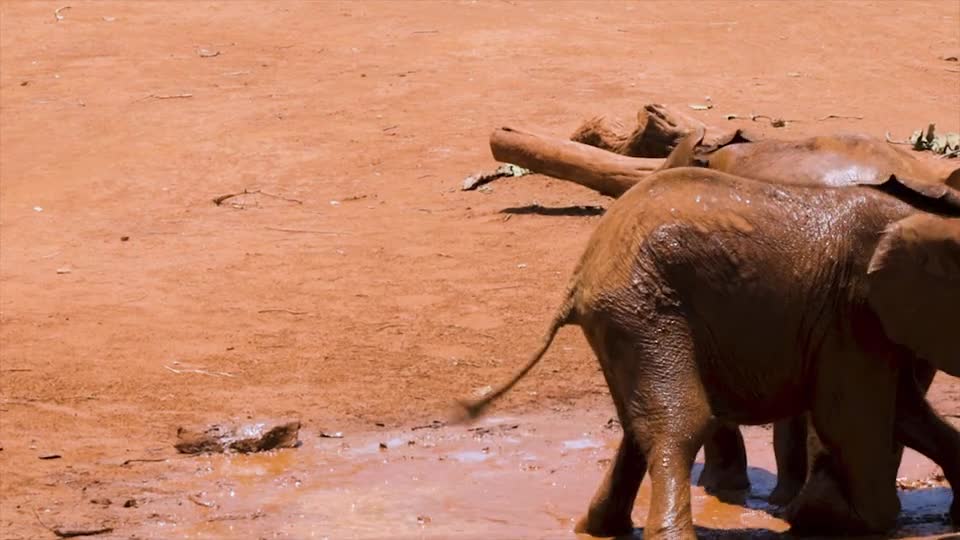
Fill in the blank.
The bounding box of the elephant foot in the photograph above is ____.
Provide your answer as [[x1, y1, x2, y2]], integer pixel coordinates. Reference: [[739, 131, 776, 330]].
[[574, 512, 634, 538], [768, 478, 803, 506], [697, 462, 750, 493], [785, 466, 892, 535]]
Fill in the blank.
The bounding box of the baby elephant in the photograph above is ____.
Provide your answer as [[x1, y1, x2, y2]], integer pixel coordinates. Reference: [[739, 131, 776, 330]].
[[458, 167, 960, 539]]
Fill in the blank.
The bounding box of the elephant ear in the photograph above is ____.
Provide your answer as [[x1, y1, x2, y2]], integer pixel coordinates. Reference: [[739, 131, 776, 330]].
[[876, 174, 960, 215], [867, 215, 960, 376], [947, 167, 960, 190]]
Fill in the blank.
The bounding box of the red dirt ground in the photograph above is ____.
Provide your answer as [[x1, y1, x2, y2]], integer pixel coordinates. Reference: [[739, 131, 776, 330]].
[[1, 2, 958, 538]]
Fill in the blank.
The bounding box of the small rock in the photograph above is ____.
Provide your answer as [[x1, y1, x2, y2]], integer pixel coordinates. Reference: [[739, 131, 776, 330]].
[[417, 515, 431, 525], [123, 498, 138, 508], [318, 431, 343, 439], [175, 421, 301, 454], [120, 236, 130, 242], [90, 498, 112, 507], [473, 385, 492, 397], [56, 267, 71, 275], [33, 206, 43, 212], [39, 454, 62, 460], [378, 442, 388, 450]]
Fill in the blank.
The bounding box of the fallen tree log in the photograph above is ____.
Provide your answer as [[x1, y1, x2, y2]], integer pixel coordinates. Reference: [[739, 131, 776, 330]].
[[484, 104, 958, 200], [489, 126, 664, 198], [487, 104, 754, 198]]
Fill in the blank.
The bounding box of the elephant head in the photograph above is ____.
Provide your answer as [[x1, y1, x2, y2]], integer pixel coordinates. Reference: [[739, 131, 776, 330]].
[[867, 213, 960, 376]]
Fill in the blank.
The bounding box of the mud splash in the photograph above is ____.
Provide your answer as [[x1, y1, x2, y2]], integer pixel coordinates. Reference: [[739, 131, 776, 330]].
[[35, 409, 948, 540]]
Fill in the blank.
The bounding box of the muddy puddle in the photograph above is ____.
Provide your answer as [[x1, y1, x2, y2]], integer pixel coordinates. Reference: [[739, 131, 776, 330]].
[[27, 410, 957, 540]]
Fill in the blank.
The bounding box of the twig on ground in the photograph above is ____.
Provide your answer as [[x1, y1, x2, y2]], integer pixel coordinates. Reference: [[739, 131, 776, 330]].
[[411, 420, 445, 431], [375, 323, 404, 332], [206, 510, 265, 522], [817, 114, 864, 121], [120, 457, 167, 466], [724, 114, 798, 128], [137, 93, 194, 102], [33, 509, 113, 538], [213, 189, 303, 206], [263, 227, 345, 235], [257, 190, 303, 204], [163, 365, 235, 378], [188, 494, 216, 508], [212, 190, 249, 205], [257, 309, 310, 315], [212, 189, 302, 206]]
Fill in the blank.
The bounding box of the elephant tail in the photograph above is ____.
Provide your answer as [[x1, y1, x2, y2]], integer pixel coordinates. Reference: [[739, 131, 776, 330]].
[[451, 286, 578, 423]]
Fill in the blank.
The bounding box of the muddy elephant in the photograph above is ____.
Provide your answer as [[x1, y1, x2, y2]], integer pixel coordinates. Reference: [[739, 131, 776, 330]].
[[654, 130, 957, 507], [458, 167, 960, 538], [489, 125, 960, 506]]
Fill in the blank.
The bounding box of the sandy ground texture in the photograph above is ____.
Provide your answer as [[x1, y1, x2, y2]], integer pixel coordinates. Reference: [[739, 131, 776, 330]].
[[1, 1, 959, 539]]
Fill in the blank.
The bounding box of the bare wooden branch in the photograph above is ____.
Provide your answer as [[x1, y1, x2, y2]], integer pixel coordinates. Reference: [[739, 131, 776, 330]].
[[490, 126, 663, 198]]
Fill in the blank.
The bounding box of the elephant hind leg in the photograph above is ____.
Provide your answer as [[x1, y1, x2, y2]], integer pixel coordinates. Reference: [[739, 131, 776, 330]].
[[574, 432, 646, 537], [624, 328, 713, 540]]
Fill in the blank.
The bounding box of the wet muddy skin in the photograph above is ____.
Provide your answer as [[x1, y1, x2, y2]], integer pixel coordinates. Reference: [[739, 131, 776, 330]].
[[19, 409, 955, 540]]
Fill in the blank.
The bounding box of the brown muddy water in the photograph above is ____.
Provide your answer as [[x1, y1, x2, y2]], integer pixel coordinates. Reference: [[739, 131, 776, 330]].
[[21, 410, 957, 540]]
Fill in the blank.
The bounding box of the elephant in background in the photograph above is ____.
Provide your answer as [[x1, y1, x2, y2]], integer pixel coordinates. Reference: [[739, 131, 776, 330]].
[[457, 167, 960, 539]]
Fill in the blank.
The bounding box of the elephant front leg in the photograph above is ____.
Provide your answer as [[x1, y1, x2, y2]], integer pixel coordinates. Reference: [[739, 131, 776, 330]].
[[574, 432, 646, 537], [893, 366, 960, 526], [698, 422, 750, 492], [786, 355, 900, 535]]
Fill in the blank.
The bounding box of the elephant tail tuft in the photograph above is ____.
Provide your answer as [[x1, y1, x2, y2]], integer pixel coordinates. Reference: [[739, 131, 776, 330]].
[[449, 287, 578, 424]]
